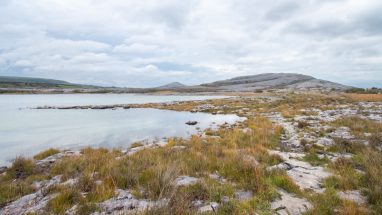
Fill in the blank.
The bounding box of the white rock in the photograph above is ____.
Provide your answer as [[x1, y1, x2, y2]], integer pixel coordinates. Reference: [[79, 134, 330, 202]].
[[316, 137, 335, 147], [235, 190, 253, 201], [175, 176, 199, 186], [268, 150, 331, 193], [208, 173, 227, 184], [271, 189, 312, 215], [197, 202, 219, 213], [338, 190, 367, 205], [93, 189, 167, 215], [328, 127, 354, 140]]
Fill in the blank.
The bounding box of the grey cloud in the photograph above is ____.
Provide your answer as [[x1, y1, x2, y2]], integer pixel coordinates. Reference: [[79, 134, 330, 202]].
[[0, 0, 381, 87], [265, 2, 300, 21]]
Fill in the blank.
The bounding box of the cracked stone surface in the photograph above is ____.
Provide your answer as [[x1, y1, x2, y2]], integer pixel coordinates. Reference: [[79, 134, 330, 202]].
[[338, 190, 367, 205], [197, 202, 219, 213], [0, 175, 61, 215], [269, 150, 331, 193], [271, 189, 312, 215]]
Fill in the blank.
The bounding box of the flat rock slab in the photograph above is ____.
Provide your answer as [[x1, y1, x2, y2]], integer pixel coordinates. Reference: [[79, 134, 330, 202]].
[[271, 190, 312, 215], [269, 150, 331, 193], [36, 150, 81, 168], [315, 137, 335, 147], [1, 176, 61, 215], [338, 190, 367, 205], [197, 202, 219, 213], [93, 189, 166, 215], [235, 190, 253, 201], [175, 176, 199, 186], [328, 127, 354, 140]]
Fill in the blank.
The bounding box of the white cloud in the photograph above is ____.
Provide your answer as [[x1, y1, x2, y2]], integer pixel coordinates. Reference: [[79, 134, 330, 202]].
[[0, 0, 381, 87]]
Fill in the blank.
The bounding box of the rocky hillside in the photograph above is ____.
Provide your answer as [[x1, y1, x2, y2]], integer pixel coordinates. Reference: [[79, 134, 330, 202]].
[[156, 82, 187, 89], [0, 76, 71, 85], [200, 73, 352, 91]]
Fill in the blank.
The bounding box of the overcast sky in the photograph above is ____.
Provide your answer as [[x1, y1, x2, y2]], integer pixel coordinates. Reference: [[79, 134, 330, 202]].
[[0, 0, 381, 87]]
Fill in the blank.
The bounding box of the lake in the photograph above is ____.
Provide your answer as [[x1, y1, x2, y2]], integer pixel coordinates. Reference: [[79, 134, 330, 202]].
[[0, 94, 243, 165]]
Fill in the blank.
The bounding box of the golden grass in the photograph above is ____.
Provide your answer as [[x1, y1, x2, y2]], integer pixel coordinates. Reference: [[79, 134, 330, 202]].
[[33, 148, 60, 160], [345, 93, 382, 102]]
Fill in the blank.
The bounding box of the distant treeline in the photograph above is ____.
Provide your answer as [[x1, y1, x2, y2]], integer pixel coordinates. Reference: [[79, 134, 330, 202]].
[[346, 87, 382, 94]]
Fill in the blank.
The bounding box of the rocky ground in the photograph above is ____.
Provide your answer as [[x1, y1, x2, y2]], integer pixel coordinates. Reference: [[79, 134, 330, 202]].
[[1, 92, 381, 214]]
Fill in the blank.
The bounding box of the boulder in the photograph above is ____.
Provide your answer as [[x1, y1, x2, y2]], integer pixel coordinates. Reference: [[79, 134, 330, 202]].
[[186, 121, 198, 125]]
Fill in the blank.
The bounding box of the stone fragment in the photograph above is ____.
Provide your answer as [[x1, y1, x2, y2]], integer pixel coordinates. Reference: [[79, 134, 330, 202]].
[[175, 176, 199, 186], [235, 190, 253, 201], [198, 202, 219, 213]]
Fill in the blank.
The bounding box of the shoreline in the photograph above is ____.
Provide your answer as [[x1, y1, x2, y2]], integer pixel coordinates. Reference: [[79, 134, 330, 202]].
[[1, 92, 382, 214]]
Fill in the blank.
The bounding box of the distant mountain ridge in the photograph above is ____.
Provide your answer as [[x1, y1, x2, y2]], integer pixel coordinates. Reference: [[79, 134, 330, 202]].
[[156, 82, 187, 89], [200, 73, 352, 91], [0, 73, 354, 93], [0, 76, 71, 85]]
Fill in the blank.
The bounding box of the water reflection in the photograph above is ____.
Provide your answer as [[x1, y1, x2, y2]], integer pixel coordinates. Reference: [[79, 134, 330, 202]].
[[0, 94, 242, 165]]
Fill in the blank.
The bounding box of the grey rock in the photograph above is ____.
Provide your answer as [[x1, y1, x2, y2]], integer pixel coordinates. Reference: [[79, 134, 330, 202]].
[[1, 176, 61, 215], [197, 202, 219, 213], [93, 189, 167, 215], [271, 189, 312, 215], [269, 151, 331, 193], [200, 73, 352, 91], [338, 190, 367, 205], [208, 173, 227, 184], [235, 190, 253, 201], [186, 121, 198, 125], [175, 176, 199, 186], [315, 137, 335, 147], [328, 127, 354, 140]]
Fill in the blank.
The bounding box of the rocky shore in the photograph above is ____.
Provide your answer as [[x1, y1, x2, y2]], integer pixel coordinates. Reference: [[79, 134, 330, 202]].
[[1, 92, 381, 214]]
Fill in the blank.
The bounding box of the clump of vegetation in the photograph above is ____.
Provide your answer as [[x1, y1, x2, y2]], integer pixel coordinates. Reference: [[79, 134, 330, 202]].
[[33, 148, 60, 160], [328, 138, 364, 153], [0, 157, 43, 206], [332, 116, 382, 137], [130, 142, 144, 148], [7, 157, 38, 179], [47, 187, 82, 214], [303, 149, 329, 166], [0, 180, 35, 207], [297, 121, 309, 129], [358, 149, 382, 212], [369, 132, 382, 148], [327, 157, 363, 190]]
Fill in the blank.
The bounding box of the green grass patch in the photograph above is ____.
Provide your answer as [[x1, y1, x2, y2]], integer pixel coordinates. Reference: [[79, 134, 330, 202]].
[[33, 148, 60, 160]]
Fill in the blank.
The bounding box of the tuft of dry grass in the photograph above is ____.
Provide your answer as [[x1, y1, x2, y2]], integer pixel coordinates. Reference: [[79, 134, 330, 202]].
[[33, 148, 60, 160], [47, 187, 82, 214], [7, 157, 37, 179]]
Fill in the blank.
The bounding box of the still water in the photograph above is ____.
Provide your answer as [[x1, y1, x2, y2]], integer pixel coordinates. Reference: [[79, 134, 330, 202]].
[[0, 94, 243, 165]]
